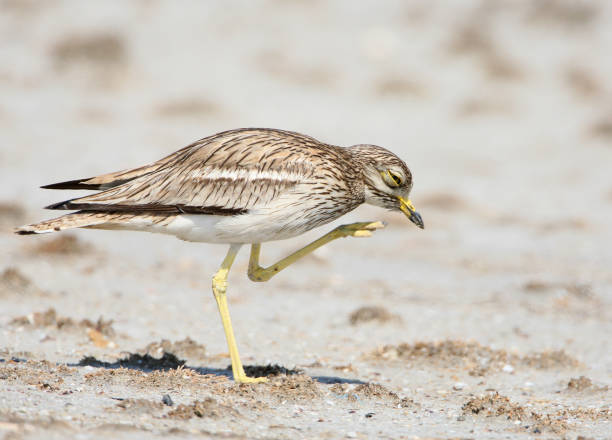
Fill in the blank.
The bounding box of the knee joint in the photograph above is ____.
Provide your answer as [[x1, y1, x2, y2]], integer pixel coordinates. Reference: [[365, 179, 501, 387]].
[[248, 269, 265, 282], [248, 268, 272, 282], [212, 276, 227, 294]]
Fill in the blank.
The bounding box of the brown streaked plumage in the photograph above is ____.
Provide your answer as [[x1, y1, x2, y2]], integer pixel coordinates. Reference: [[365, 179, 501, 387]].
[[16, 127, 424, 383]]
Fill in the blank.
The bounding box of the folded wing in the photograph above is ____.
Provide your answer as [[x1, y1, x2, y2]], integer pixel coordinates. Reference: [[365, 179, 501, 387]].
[[45, 129, 318, 216]]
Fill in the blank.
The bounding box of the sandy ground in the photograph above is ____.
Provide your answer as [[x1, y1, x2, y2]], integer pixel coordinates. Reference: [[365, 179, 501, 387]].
[[1, 1, 612, 439]]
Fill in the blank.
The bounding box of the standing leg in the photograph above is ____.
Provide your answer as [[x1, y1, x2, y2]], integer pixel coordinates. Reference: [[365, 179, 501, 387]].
[[212, 244, 267, 383]]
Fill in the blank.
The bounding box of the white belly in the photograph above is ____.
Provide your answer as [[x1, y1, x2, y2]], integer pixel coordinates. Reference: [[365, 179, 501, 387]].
[[169, 191, 347, 243], [158, 214, 286, 243], [98, 192, 354, 244]]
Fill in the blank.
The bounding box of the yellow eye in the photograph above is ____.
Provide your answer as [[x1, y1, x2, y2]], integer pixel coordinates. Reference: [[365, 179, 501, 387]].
[[387, 170, 402, 186]]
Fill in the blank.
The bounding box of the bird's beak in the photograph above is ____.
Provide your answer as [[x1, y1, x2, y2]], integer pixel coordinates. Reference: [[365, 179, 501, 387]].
[[398, 197, 424, 229]]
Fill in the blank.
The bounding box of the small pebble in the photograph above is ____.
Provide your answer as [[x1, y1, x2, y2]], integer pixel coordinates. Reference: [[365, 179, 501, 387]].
[[161, 394, 173, 406], [346, 432, 357, 439], [457, 415, 466, 421], [453, 382, 466, 391], [502, 364, 514, 373]]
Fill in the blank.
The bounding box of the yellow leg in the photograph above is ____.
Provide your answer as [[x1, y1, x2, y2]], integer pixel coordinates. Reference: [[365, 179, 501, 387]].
[[248, 221, 385, 282], [212, 244, 267, 383]]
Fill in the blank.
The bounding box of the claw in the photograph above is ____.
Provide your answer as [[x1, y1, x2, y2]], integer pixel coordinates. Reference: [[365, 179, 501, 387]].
[[363, 221, 386, 230], [335, 221, 386, 238]]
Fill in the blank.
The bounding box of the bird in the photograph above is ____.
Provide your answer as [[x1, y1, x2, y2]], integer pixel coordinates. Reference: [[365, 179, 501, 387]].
[[16, 127, 424, 383]]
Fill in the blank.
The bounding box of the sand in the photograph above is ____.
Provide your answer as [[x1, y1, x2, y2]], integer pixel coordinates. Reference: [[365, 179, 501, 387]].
[[1, 1, 611, 438]]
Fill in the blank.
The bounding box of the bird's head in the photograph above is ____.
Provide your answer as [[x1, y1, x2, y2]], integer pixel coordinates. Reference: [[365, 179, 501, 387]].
[[349, 144, 424, 229]]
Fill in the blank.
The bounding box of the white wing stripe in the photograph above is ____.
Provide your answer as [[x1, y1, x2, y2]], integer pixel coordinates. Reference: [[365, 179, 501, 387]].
[[188, 167, 305, 183]]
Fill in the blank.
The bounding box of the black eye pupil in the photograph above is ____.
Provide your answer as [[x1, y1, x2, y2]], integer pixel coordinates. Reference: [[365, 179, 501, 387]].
[[391, 174, 401, 184]]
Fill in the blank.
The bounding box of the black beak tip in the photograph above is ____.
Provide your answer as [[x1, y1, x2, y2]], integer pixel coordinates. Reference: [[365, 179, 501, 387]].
[[411, 211, 425, 229]]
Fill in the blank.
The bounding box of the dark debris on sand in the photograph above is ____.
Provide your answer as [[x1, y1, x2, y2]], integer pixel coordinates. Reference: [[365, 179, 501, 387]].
[[331, 382, 416, 408], [10, 308, 115, 337], [567, 376, 593, 391], [461, 390, 612, 434], [367, 340, 580, 375], [349, 305, 400, 325], [0, 268, 45, 297], [233, 364, 302, 377], [566, 376, 609, 393], [142, 337, 206, 360], [167, 397, 237, 420], [463, 391, 527, 419], [461, 392, 557, 434], [115, 398, 165, 413], [225, 374, 321, 402], [78, 352, 185, 371], [29, 234, 92, 255], [52, 33, 126, 67], [264, 375, 321, 400]]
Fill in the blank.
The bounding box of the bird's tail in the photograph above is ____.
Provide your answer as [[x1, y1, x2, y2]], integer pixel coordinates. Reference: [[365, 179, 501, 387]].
[[14, 211, 110, 235]]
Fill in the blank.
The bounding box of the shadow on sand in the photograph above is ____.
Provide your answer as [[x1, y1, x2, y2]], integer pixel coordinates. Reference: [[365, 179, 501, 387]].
[[70, 353, 365, 385]]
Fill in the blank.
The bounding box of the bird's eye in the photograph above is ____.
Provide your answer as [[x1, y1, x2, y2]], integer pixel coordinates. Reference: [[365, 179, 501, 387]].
[[389, 172, 402, 185], [383, 170, 403, 188]]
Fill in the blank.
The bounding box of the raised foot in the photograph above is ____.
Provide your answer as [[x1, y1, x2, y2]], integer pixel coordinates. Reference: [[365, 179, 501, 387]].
[[334, 221, 386, 238], [234, 374, 268, 384]]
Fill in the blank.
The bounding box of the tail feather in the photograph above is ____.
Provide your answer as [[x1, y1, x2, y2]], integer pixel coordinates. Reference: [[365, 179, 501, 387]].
[[42, 174, 142, 191], [40, 144, 196, 191], [41, 178, 131, 190], [14, 211, 111, 235], [15, 211, 177, 235]]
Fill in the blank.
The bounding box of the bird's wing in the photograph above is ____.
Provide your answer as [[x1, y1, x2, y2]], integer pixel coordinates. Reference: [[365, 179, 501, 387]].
[[46, 129, 319, 215], [41, 145, 195, 190]]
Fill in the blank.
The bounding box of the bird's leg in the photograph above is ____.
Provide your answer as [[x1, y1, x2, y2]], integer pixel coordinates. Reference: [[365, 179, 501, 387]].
[[248, 221, 385, 282], [212, 244, 267, 383]]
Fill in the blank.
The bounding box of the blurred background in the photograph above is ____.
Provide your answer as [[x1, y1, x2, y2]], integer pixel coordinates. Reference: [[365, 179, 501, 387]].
[[1, 0, 611, 365]]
